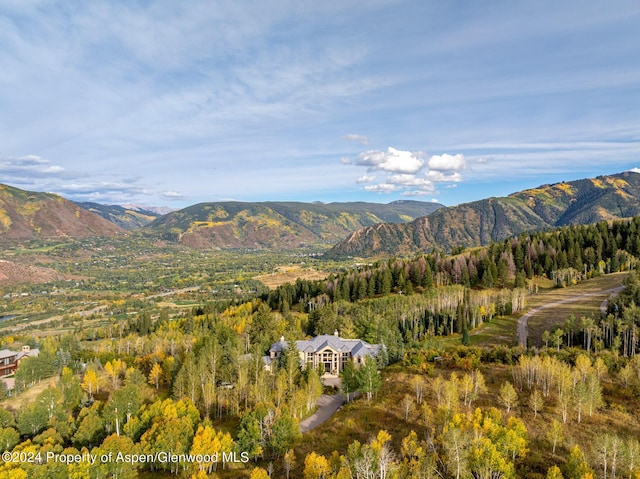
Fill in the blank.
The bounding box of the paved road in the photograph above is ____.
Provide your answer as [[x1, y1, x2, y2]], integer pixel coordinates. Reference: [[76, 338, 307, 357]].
[[299, 393, 344, 433], [517, 286, 625, 347]]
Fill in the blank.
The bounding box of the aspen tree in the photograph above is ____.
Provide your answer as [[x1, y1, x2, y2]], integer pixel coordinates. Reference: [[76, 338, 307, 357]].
[[499, 381, 518, 414], [528, 389, 544, 418]]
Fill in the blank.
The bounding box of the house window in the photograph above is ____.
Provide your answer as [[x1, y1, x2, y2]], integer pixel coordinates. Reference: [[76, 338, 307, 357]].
[[341, 353, 349, 371], [321, 350, 334, 373]]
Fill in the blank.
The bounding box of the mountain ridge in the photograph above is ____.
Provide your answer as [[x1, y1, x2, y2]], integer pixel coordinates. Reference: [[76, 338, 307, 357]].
[[143, 200, 443, 249], [75, 202, 163, 230], [0, 184, 124, 242], [328, 171, 640, 257]]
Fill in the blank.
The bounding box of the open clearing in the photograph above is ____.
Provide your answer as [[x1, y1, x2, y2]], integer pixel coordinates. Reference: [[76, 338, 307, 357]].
[[524, 272, 627, 346], [254, 265, 329, 289], [467, 272, 628, 348]]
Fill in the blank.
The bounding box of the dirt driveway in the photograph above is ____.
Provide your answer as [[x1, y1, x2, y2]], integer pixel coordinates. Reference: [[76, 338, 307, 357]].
[[517, 286, 624, 346]]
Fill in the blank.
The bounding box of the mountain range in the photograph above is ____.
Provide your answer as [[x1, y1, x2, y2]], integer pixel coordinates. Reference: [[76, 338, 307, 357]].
[[0, 185, 441, 248], [1, 171, 640, 256], [142, 200, 442, 249], [327, 171, 640, 257]]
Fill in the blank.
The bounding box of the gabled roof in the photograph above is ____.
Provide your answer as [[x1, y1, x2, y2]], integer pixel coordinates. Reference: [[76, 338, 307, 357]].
[[0, 350, 18, 361], [17, 348, 39, 360], [269, 334, 379, 358]]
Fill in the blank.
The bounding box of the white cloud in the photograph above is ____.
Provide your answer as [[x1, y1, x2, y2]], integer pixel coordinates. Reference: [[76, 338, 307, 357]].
[[630, 168, 640, 174], [340, 157, 351, 165], [356, 147, 425, 174], [348, 147, 467, 197], [364, 183, 401, 193], [343, 133, 369, 145], [356, 175, 376, 184], [0, 155, 68, 179], [364, 173, 436, 195], [386, 174, 435, 191], [426, 170, 463, 182], [427, 153, 466, 172], [161, 191, 185, 200]]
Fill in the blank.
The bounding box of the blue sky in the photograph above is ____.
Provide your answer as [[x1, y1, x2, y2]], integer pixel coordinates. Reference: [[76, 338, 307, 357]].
[[1, 0, 639, 208]]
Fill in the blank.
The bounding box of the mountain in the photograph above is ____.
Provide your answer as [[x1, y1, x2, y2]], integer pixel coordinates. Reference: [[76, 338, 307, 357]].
[[144, 200, 442, 249], [0, 259, 68, 284], [0, 184, 124, 242], [75, 202, 163, 230], [328, 171, 640, 257]]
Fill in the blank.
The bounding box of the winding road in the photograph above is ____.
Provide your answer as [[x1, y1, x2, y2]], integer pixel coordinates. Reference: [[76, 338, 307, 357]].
[[517, 286, 625, 347]]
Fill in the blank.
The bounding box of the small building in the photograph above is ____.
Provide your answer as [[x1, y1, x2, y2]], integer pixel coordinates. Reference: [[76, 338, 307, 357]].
[[266, 331, 380, 377]]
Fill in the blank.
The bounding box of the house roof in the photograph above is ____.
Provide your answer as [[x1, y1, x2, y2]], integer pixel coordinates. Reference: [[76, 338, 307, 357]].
[[269, 334, 380, 358], [0, 350, 18, 361], [17, 348, 39, 360]]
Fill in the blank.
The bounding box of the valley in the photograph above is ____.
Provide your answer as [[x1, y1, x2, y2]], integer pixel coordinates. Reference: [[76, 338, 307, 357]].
[[1, 174, 640, 478]]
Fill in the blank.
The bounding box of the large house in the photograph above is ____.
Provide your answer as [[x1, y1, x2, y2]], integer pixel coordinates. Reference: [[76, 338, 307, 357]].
[[266, 331, 380, 376], [0, 345, 39, 377]]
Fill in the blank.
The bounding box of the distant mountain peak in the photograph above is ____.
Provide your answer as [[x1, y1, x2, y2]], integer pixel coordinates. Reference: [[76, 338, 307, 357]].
[[120, 204, 177, 215]]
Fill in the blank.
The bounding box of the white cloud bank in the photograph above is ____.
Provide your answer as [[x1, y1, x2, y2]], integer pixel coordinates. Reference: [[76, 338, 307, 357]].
[[346, 147, 466, 197], [0, 155, 67, 179], [355, 147, 425, 174], [428, 153, 466, 172]]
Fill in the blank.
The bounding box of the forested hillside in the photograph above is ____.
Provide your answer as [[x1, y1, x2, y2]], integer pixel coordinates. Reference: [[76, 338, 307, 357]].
[[75, 202, 161, 230], [144, 200, 442, 249], [0, 184, 124, 241], [329, 171, 640, 257]]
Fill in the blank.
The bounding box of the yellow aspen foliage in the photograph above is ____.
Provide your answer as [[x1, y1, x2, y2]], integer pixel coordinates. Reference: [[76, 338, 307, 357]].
[[162, 356, 176, 383], [81, 369, 99, 398], [249, 467, 270, 479], [401, 430, 424, 460], [546, 465, 564, 479], [0, 466, 28, 479], [371, 429, 392, 453], [190, 424, 234, 474], [104, 359, 126, 389], [304, 451, 330, 479], [564, 445, 593, 479], [148, 363, 163, 389], [470, 437, 515, 479]]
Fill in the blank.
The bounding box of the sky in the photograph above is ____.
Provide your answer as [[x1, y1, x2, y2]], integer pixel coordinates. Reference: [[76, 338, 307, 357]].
[[1, 0, 639, 208]]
